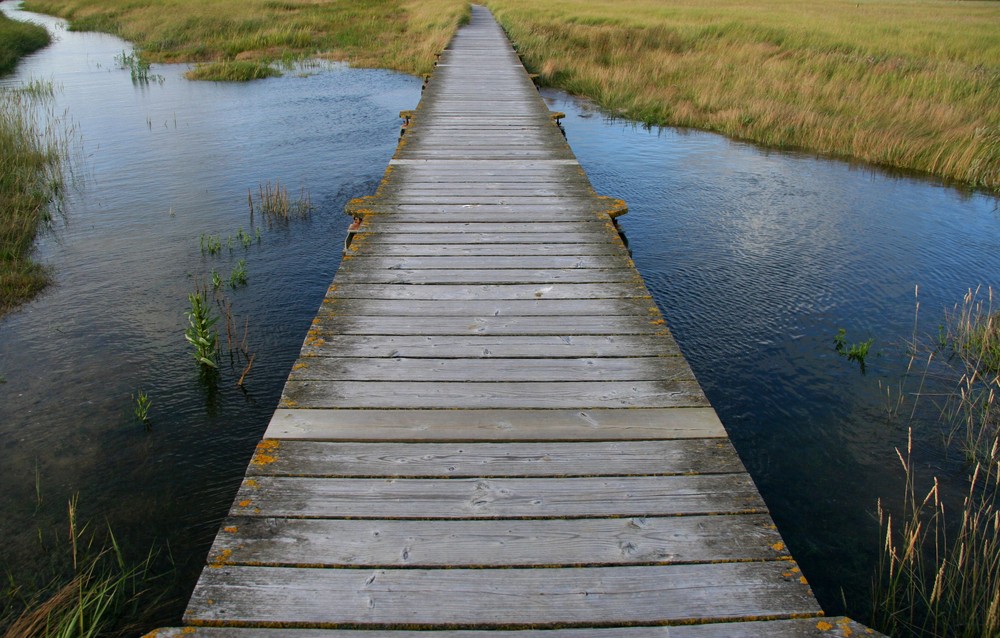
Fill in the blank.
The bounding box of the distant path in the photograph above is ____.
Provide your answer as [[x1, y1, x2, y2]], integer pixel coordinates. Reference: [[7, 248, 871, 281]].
[[147, 6, 882, 637]]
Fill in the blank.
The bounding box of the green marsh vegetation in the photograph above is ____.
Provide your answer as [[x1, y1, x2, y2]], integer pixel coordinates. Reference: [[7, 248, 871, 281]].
[[0, 79, 72, 319], [0, 12, 50, 76], [872, 287, 1000, 637], [1, 495, 162, 638], [486, 0, 1000, 192], [22, 0, 471, 80]]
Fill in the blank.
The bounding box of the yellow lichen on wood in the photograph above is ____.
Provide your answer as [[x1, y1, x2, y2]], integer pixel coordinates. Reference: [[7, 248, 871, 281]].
[[252, 439, 280, 466], [208, 548, 233, 568]]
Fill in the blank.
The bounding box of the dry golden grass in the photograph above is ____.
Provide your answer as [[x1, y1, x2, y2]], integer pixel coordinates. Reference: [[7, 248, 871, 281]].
[[23, 0, 470, 76], [486, 0, 1000, 191]]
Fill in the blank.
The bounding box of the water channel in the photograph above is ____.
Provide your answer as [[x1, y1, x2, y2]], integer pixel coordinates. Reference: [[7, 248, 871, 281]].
[[1, 2, 998, 630]]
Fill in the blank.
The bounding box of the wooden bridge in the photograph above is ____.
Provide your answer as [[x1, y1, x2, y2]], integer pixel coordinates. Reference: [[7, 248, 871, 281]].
[[148, 6, 880, 637]]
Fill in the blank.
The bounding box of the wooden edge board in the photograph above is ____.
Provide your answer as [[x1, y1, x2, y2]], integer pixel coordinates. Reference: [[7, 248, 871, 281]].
[[147, 617, 885, 637], [183, 562, 821, 627]]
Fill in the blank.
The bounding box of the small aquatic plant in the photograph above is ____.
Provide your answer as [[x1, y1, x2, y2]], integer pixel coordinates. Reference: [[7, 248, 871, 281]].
[[184, 289, 218, 369], [237, 227, 252, 249], [131, 387, 151, 426], [211, 270, 222, 289], [834, 328, 874, 374], [199, 233, 222, 255], [229, 259, 248, 288]]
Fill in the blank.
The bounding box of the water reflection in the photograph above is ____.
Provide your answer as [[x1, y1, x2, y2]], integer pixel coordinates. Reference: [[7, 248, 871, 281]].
[[2, 0, 999, 627], [543, 88, 999, 614], [0, 2, 419, 626]]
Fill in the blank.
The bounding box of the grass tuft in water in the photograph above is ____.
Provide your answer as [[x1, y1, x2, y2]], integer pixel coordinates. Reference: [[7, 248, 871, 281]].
[[113, 49, 163, 84], [228, 259, 247, 289], [249, 180, 312, 226], [185, 59, 278, 82]]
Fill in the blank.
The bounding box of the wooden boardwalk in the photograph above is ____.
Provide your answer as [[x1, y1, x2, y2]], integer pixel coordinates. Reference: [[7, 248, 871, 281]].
[[148, 6, 880, 637]]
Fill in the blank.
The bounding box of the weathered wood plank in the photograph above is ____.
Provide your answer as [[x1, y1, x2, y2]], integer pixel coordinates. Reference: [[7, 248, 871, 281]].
[[208, 514, 785, 568], [299, 334, 679, 358], [245, 439, 744, 477], [264, 407, 727, 440], [230, 474, 764, 518], [287, 357, 692, 383], [320, 297, 658, 317], [150, 618, 885, 637], [307, 315, 668, 336], [351, 232, 617, 245], [332, 268, 640, 285], [345, 243, 627, 257], [280, 380, 708, 409], [325, 283, 650, 301], [185, 562, 819, 627], [358, 222, 611, 234]]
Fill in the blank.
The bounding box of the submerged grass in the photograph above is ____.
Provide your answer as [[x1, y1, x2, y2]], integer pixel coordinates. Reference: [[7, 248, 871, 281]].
[[0, 13, 50, 76], [0, 80, 69, 319], [486, 0, 1000, 192], [22, 0, 470, 77], [1, 496, 160, 638]]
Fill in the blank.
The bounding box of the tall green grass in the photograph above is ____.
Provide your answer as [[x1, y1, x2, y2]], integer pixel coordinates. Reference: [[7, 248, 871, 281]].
[[0, 13, 50, 76], [22, 0, 470, 78], [486, 0, 1000, 192], [0, 80, 68, 318]]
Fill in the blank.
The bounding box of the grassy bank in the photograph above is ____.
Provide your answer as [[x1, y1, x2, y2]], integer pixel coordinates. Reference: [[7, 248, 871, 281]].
[[486, 0, 1000, 192], [22, 0, 470, 79], [0, 12, 50, 76], [0, 81, 66, 319]]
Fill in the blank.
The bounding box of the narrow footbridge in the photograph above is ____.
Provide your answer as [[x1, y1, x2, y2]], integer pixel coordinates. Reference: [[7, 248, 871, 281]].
[[148, 6, 880, 637]]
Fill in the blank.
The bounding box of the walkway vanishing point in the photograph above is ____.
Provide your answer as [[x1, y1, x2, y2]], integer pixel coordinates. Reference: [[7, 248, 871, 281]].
[[149, 6, 882, 638]]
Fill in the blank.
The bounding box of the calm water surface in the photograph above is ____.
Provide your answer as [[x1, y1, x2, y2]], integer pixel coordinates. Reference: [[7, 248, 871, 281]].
[[2, 2, 999, 629]]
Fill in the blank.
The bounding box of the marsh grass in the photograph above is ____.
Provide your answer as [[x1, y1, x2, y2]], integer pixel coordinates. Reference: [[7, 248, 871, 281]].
[[113, 50, 162, 85], [874, 434, 1000, 637], [185, 60, 278, 82], [0, 13, 50, 76], [1, 496, 160, 638], [872, 287, 1000, 636], [0, 80, 71, 318], [23, 0, 470, 77], [250, 180, 311, 226], [486, 0, 1000, 192]]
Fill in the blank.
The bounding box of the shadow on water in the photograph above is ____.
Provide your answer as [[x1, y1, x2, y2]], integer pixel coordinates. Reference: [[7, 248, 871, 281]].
[[2, 0, 999, 629]]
